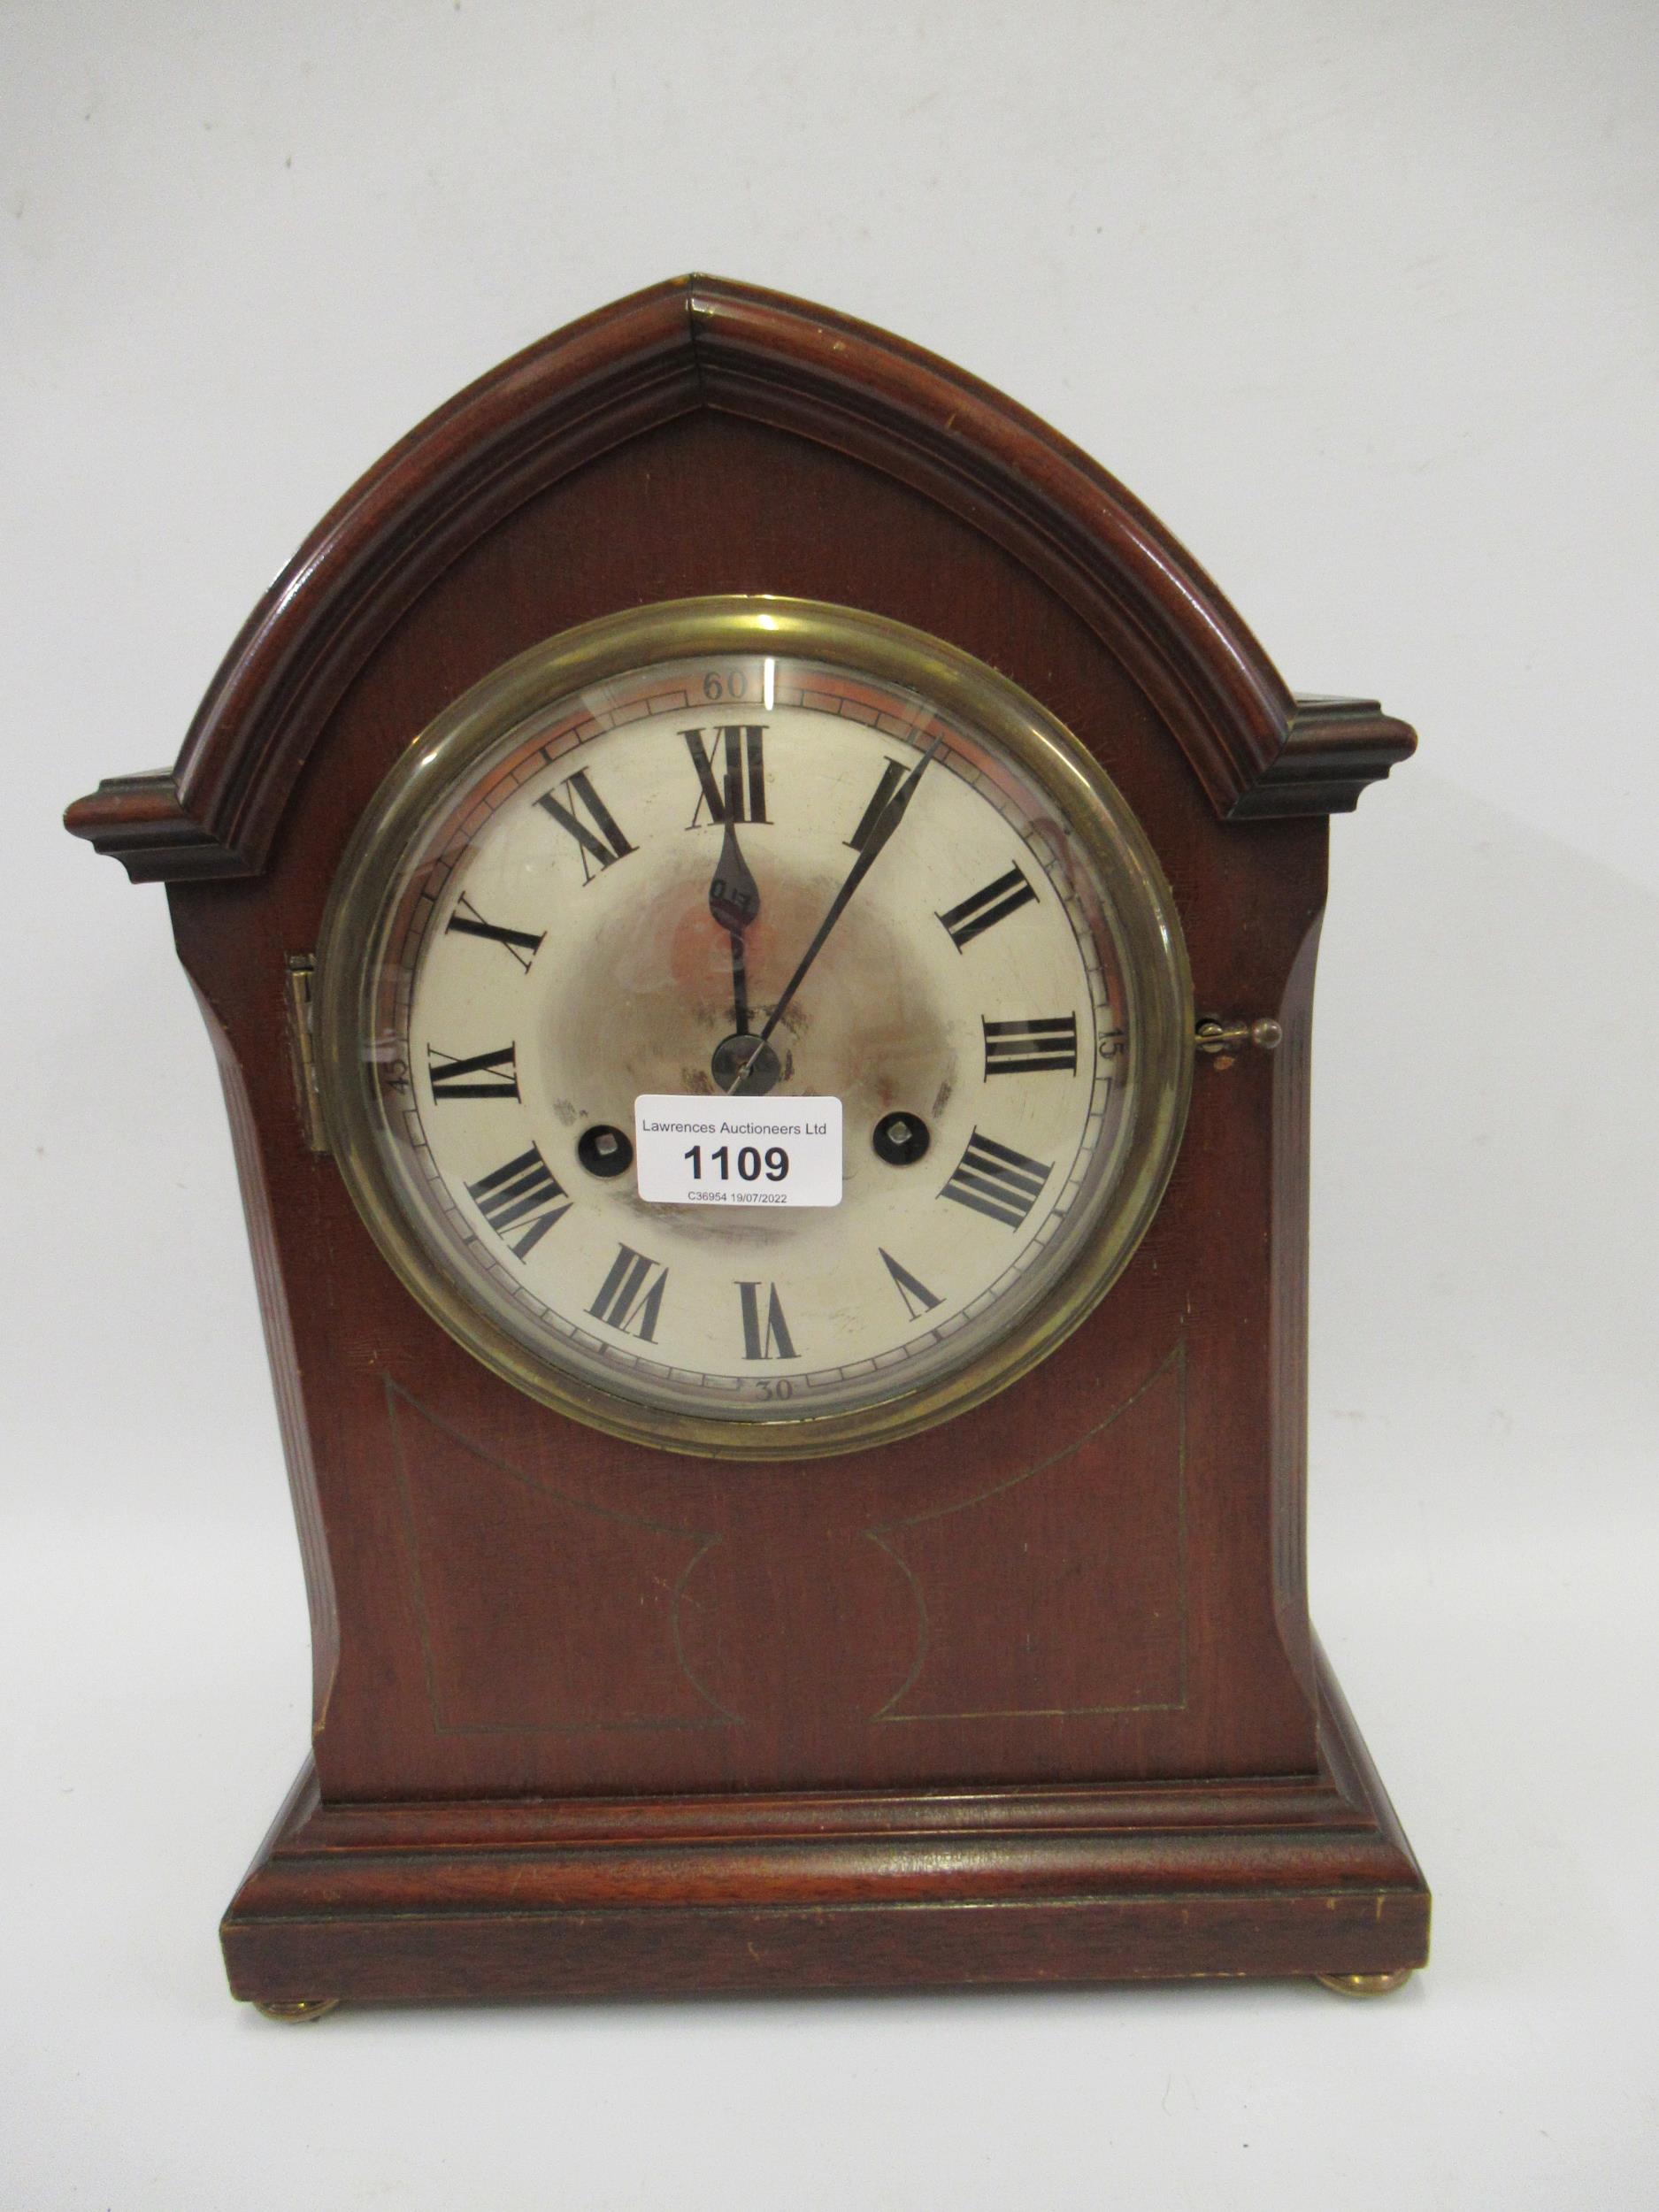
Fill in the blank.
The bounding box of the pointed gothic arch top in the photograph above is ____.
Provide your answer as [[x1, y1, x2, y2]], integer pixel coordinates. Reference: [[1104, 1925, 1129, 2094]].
[[65, 276, 1413, 882]]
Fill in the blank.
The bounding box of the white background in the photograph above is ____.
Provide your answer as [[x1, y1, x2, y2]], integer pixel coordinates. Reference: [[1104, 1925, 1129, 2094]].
[[5, 3, 1656, 2205]]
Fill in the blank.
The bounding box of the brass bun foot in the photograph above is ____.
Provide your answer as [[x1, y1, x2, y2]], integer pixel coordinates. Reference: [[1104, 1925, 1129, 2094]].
[[254, 1997, 340, 2023], [1317, 1969, 1414, 1998]]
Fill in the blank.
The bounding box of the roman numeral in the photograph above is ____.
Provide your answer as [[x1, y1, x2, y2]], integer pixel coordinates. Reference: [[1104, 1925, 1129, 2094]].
[[879, 1248, 942, 1321], [445, 892, 545, 972], [737, 1279, 796, 1361], [846, 758, 910, 850], [427, 1043, 518, 1101], [683, 725, 769, 826], [982, 1015, 1079, 1076], [941, 1130, 1052, 1230], [466, 1146, 571, 1260], [588, 1244, 668, 1341], [937, 864, 1038, 949], [536, 768, 635, 881]]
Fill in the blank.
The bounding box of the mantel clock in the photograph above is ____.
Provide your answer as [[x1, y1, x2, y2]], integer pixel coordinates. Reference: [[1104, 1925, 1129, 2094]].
[[67, 279, 1429, 2014]]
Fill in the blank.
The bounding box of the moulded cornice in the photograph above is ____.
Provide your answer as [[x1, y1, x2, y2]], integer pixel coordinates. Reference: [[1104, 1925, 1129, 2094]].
[[65, 277, 1413, 883]]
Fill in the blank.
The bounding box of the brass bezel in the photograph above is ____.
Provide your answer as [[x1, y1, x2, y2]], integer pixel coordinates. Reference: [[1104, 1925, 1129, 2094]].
[[314, 596, 1194, 1460]]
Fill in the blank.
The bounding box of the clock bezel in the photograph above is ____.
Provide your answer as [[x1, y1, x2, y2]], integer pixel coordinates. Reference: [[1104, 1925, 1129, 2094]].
[[312, 595, 1194, 1460]]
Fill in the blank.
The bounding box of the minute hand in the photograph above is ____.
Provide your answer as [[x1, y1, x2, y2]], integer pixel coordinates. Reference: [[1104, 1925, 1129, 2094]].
[[727, 733, 946, 1096]]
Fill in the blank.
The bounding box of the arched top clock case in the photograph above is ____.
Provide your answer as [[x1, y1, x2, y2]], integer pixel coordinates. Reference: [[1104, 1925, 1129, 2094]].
[[67, 277, 1428, 2011]]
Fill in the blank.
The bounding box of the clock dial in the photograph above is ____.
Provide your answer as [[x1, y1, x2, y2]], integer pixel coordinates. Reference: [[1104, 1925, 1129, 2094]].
[[316, 600, 1192, 1456]]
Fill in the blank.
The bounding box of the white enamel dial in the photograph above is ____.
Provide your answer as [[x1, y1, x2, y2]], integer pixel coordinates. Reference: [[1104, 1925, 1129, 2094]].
[[317, 602, 1191, 1457]]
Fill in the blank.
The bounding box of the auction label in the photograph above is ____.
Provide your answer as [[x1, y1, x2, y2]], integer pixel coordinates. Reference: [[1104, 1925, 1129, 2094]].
[[634, 1094, 843, 1207]]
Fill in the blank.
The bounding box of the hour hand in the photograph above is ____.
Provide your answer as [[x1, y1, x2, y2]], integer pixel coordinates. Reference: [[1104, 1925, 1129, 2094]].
[[709, 819, 760, 1034]]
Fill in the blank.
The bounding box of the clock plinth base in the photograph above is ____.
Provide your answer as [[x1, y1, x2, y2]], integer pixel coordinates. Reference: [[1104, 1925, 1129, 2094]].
[[222, 1643, 1427, 2010]]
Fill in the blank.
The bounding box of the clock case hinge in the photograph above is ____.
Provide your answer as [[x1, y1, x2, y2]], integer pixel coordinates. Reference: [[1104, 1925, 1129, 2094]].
[[1194, 1015, 1283, 1067], [285, 956, 331, 1156]]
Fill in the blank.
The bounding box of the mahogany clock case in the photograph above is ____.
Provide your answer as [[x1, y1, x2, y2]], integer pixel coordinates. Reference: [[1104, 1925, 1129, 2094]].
[[65, 276, 1428, 2008]]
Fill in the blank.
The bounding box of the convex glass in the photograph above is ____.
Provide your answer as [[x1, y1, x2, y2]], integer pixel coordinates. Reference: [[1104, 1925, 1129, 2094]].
[[315, 600, 1192, 1455]]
